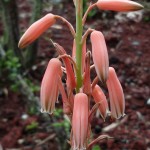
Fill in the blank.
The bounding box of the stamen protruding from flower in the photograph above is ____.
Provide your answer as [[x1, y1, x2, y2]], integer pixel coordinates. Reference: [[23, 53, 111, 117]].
[[40, 58, 62, 114], [96, 0, 144, 12], [72, 93, 89, 150], [18, 13, 56, 49], [91, 31, 109, 84], [106, 67, 125, 119]]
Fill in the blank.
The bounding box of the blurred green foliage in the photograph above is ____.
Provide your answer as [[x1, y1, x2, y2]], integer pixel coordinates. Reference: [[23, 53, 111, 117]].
[[83, 0, 97, 18], [0, 50, 39, 93], [53, 108, 70, 136], [92, 145, 101, 150], [26, 121, 39, 131]]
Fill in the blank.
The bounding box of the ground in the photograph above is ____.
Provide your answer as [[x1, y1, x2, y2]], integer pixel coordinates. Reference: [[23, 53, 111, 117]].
[[0, 0, 150, 150]]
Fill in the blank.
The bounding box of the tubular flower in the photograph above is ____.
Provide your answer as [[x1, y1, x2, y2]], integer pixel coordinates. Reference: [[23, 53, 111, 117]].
[[96, 0, 143, 12], [40, 58, 62, 114], [18, 13, 56, 48], [92, 85, 109, 120], [72, 93, 89, 150], [106, 67, 125, 119], [91, 31, 109, 83]]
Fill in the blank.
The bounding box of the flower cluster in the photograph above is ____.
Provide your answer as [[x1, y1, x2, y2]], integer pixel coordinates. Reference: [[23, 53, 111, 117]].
[[18, 0, 143, 149]]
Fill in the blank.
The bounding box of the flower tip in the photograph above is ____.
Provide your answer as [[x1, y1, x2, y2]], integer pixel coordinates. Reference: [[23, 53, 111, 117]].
[[133, 3, 144, 11], [18, 13, 56, 49]]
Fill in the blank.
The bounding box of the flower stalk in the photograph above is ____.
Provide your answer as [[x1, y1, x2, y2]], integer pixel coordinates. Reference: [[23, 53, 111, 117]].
[[18, 0, 144, 149], [75, 0, 83, 92]]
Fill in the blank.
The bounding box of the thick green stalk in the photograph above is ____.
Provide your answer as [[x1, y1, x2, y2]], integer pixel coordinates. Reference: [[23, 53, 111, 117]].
[[75, 0, 83, 92]]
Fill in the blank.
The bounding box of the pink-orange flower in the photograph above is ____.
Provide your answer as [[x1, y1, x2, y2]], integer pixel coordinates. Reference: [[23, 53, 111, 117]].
[[96, 0, 143, 12], [18, 13, 56, 48], [106, 67, 125, 119], [91, 31, 109, 83], [92, 85, 109, 120], [72, 93, 89, 150], [40, 58, 62, 114]]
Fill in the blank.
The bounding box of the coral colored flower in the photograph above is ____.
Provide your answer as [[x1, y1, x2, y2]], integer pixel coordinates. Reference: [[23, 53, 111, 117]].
[[72, 93, 89, 150], [91, 31, 109, 83], [18, 13, 56, 48], [106, 67, 125, 119], [40, 58, 62, 114], [92, 85, 109, 120], [96, 0, 143, 12]]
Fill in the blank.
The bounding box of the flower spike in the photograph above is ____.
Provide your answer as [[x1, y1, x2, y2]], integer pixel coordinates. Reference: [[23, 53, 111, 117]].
[[92, 85, 109, 120], [40, 58, 62, 114], [106, 67, 125, 119], [72, 93, 89, 150], [96, 0, 143, 12], [18, 13, 56, 49], [91, 31, 109, 83]]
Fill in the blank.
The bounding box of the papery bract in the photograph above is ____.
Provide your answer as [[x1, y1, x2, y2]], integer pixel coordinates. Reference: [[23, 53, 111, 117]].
[[91, 31, 109, 83], [106, 67, 125, 119], [18, 13, 56, 48], [40, 58, 62, 114], [96, 0, 143, 12], [92, 85, 109, 120], [72, 93, 89, 150], [83, 52, 91, 95]]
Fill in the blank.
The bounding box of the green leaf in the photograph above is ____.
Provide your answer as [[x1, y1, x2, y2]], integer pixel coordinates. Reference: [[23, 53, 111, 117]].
[[26, 121, 39, 131], [92, 145, 101, 150]]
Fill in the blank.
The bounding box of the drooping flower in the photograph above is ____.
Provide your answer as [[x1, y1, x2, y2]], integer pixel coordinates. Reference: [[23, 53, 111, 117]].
[[96, 0, 143, 12], [72, 93, 89, 150], [106, 67, 125, 119], [91, 31, 109, 83], [92, 84, 109, 120], [40, 58, 62, 114], [18, 13, 56, 48]]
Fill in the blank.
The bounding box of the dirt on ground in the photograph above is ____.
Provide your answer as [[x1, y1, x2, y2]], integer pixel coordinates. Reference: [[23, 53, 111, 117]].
[[0, 0, 150, 150]]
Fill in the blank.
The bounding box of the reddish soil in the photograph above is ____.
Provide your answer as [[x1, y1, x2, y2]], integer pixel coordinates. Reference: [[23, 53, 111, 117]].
[[0, 0, 150, 150]]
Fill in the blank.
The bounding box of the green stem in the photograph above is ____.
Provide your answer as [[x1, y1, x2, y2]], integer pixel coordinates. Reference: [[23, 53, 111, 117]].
[[75, 0, 83, 92]]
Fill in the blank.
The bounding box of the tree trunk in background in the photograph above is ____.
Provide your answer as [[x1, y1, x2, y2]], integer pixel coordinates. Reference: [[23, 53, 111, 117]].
[[25, 0, 43, 68], [0, 0, 24, 65], [0, 0, 43, 68]]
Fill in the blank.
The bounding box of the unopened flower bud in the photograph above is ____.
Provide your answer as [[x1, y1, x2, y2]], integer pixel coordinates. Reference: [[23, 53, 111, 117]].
[[91, 31, 109, 83], [18, 13, 56, 48], [92, 85, 109, 120], [96, 0, 143, 12]]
